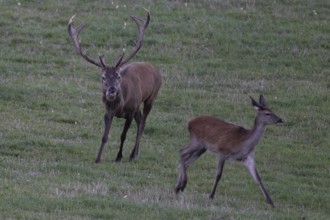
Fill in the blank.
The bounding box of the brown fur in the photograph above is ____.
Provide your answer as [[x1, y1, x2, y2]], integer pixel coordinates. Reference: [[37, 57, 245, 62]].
[[68, 11, 161, 163], [175, 95, 283, 207], [188, 116, 250, 155], [97, 61, 161, 163], [103, 62, 161, 118]]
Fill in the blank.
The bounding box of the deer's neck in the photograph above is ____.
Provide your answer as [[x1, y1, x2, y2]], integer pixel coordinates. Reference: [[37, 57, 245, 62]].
[[229, 117, 267, 161], [245, 117, 266, 149]]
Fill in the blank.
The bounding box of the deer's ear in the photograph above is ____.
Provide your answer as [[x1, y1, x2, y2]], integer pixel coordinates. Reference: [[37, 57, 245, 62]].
[[259, 95, 267, 107], [253, 105, 260, 111], [250, 96, 258, 107], [250, 96, 263, 111]]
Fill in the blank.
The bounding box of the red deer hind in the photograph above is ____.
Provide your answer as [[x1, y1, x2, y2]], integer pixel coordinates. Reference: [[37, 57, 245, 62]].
[[175, 95, 283, 207], [68, 10, 161, 163]]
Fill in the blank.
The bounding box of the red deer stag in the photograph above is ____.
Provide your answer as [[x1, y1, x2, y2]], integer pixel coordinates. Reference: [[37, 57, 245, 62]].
[[68, 11, 161, 163], [175, 95, 283, 207]]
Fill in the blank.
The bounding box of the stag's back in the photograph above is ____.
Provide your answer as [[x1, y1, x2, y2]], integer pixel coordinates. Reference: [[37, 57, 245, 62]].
[[120, 62, 161, 104]]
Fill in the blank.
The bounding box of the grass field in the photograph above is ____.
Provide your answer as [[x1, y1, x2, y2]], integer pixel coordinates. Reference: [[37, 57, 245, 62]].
[[0, 0, 329, 219]]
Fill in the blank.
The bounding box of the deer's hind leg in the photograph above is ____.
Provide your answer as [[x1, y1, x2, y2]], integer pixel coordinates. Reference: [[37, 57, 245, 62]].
[[175, 136, 204, 194]]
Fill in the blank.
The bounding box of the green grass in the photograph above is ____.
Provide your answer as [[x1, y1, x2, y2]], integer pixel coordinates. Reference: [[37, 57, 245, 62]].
[[0, 0, 329, 219]]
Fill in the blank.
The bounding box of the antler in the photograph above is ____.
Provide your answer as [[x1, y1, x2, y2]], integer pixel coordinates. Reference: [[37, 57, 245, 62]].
[[115, 10, 150, 68], [68, 15, 103, 68], [68, 10, 150, 69]]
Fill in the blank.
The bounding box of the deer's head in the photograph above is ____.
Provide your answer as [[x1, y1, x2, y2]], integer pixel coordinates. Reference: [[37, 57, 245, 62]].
[[250, 95, 284, 125], [68, 11, 150, 102]]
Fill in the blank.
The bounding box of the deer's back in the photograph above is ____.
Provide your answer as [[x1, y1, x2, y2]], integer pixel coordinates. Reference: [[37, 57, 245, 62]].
[[188, 115, 251, 155]]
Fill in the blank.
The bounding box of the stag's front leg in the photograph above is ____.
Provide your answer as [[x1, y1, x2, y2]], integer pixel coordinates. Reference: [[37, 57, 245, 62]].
[[115, 117, 133, 162], [95, 113, 113, 163]]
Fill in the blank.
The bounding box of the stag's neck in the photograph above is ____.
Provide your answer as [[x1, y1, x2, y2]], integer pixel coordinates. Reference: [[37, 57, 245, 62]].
[[104, 95, 124, 113]]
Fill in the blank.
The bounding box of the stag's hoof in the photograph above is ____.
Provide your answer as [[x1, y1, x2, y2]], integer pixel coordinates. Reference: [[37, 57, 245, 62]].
[[267, 200, 275, 208], [174, 186, 181, 194], [175, 182, 186, 194], [209, 194, 214, 199], [129, 152, 138, 161], [115, 156, 122, 162]]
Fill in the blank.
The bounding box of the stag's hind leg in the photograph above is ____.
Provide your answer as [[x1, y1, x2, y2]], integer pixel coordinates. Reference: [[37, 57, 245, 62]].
[[129, 109, 143, 161], [129, 101, 154, 161], [115, 117, 133, 162]]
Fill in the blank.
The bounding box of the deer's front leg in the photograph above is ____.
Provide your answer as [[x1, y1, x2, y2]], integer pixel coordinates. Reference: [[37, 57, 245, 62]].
[[243, 156, 275, 207], [209, 154, 226, 199], [95, 113, 113, 163]]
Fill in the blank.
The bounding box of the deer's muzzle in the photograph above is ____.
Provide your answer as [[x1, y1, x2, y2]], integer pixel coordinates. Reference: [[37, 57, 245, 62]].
[[277, 118, 284, 124]]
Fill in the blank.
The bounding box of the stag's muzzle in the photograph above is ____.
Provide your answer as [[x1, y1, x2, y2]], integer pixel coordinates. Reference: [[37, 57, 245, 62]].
[[106, 87, 117, 101]]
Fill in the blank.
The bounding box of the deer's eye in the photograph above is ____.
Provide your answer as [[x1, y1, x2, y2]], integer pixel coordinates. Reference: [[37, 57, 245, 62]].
[[101, 76, 106, 81], [265, 112, 271, 116]]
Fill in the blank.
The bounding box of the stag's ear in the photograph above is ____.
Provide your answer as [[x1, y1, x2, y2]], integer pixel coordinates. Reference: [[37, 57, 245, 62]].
[[259, 95, 267, 107]]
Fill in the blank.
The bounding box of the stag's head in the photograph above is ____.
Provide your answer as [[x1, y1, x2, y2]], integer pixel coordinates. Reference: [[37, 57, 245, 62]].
[[68, 10, 150, 102], [101, 65, 121, 101]]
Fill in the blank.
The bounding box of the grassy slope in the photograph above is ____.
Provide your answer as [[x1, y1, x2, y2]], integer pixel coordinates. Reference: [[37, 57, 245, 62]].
[[0, 0, 329, 219]]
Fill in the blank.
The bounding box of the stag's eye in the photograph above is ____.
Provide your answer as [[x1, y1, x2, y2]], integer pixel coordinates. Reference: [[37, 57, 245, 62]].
[[101, 76, 106, 81], [265, 112, 271, 116]]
